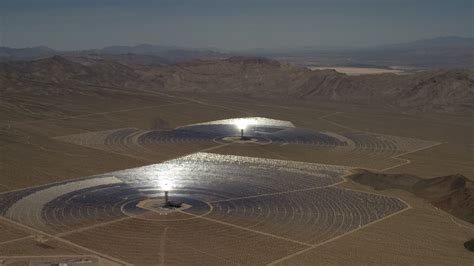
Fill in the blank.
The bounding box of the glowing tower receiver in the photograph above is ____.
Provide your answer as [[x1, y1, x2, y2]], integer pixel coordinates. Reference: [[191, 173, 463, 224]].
[[235, 118, 258, 140], [160, 180, 173, 207], [236, 122, 247, 140]]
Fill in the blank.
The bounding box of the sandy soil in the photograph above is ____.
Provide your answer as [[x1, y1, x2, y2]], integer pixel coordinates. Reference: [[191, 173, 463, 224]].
[[275, 180, 473, 265], [0, 93, 472, 264]]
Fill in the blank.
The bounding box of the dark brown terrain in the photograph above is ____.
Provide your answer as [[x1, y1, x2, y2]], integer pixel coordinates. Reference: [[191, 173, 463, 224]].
[[349, 170, 473, 223], [465, 239, 474, 252], [1, 56, 472, 115]]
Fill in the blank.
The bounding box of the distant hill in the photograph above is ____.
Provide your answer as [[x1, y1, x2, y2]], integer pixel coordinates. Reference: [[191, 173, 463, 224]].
[[0, 56, 472, 113], [0, 44, 225, 65], [375, 36, 473, 49], [82, 44, 226, 63], [256, 36, 474, 68], [0, 36, 472, 68], [348, 36, 474, 68], [0, 46, 57, 61], [348, 170, 473, 223]]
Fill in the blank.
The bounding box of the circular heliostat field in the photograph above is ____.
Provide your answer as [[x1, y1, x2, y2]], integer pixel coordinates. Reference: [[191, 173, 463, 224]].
[[56, 117, 438, 162], [0, 153, 409, 264]]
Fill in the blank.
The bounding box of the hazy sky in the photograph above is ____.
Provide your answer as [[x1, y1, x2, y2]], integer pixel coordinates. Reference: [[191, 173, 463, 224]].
[[0, 0, 472, 50]]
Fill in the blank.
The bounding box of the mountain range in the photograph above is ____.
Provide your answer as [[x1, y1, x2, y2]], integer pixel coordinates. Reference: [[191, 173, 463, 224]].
[[1, 55, 472, 114], [0, 36, 472, 68]]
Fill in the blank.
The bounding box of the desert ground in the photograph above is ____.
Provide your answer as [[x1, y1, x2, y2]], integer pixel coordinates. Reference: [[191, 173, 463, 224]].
[[0, 88, 472, 265]]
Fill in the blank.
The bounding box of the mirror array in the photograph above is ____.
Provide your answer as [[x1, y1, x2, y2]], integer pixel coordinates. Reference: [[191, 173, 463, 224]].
[[1, 118, 423, 264], [56, 117, 437, 159], [0, 153, 407, 264]]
